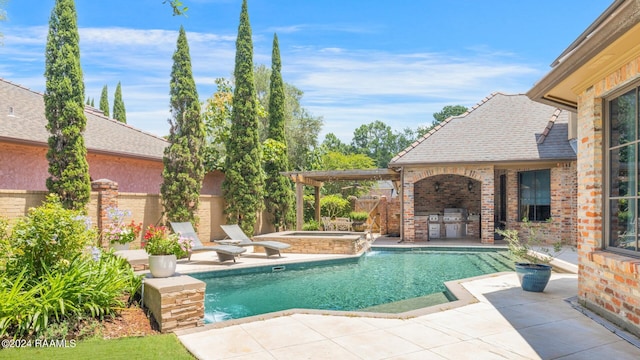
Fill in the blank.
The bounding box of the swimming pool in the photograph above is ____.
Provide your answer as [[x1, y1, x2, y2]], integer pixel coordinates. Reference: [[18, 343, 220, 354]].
[[192, 247, 513, 322]]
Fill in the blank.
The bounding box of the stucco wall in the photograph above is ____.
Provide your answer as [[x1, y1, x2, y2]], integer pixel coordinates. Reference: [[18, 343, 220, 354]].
[[576, 54, 640, 337]]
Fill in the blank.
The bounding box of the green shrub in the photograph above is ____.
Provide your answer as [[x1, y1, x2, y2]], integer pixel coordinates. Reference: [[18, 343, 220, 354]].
[[349, 211, 369, 222], [0, 217, 10, 271], [320, 194, 350, 218], [0, 252, 141, 338], [6, 194, 96, 278], [302, 220, 320, 231]]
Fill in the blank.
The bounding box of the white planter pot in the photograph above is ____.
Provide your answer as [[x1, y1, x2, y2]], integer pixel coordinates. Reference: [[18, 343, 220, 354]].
[[148, 255, 177, 278], [111, 242, 130, 251]]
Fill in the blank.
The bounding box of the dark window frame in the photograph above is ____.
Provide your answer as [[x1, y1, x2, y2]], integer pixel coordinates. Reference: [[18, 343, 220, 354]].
[[605, 83, 640, 256], [518, 169, 551, 222]]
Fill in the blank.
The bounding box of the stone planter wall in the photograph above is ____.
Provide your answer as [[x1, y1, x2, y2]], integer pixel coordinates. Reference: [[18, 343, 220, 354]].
[[143, 275, 205, 333]]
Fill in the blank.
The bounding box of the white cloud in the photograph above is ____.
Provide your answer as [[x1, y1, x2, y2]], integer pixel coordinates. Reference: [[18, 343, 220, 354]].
[[1, 24, 546, 143]]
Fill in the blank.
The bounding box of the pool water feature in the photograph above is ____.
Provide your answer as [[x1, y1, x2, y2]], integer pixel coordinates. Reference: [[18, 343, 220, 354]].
[[193, 248, 513, 322]]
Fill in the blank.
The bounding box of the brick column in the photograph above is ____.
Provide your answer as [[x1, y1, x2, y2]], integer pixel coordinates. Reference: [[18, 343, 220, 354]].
[[92, 179, 119, 248], [379, 196, 388, 235]]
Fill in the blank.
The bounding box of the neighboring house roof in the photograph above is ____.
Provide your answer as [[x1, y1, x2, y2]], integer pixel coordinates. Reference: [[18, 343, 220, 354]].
[[0, 78, 167, 160], [389, 93, 577, 166]]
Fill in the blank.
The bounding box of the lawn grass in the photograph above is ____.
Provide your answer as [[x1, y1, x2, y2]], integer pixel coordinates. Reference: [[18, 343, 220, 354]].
[[0, 334, 195, 359]]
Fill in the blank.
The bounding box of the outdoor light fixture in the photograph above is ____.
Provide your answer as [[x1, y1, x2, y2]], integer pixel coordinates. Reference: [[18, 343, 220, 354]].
[[434, 182, 440, 192], [468, 181, 473, 191]]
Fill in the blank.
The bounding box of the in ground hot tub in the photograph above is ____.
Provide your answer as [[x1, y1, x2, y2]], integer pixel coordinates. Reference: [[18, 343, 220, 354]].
[[253, 231, 368, 255]]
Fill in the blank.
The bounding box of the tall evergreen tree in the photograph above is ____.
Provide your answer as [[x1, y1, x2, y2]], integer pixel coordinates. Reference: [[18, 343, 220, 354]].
[[43, 0, 91, 211], [264, 33, 294, 230], [161, 26, 205, 225], [99, 84, 109, 116], [223, 0, 264, 235], [113, 81, 127, 123], [91, 97, 94, 107]]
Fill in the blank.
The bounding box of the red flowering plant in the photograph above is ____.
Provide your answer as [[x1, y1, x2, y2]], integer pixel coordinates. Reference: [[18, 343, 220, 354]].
[[102, 207, 142, 246], [142, 225, 192, 258]]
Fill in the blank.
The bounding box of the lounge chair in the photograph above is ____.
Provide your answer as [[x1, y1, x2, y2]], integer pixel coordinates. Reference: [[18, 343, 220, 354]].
[[170, 222, 246, 263], [220, 224, 291, 257]]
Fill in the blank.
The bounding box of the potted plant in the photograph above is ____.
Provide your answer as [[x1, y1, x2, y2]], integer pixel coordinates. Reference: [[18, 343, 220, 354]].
[[102, 207, 142, 250], [350, 211, 369, 232], [142, 225, 192, 278], [496, 218, 563, 292]]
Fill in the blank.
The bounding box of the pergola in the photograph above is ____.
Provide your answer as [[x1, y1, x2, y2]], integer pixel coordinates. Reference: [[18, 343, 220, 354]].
[[283, 169, 401, 230]]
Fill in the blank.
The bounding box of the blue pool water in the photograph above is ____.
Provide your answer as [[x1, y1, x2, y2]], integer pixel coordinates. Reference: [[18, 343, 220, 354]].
[[192, 248, 513, 322]]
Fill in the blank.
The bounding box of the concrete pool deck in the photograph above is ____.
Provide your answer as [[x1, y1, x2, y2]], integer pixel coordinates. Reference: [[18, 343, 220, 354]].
[[173, 237, 640, 359]]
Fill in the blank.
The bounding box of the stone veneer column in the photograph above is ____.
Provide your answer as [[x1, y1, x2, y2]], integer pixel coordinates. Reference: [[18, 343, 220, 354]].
[[143, 275, 205, 333], [91, 179, 119, 249]]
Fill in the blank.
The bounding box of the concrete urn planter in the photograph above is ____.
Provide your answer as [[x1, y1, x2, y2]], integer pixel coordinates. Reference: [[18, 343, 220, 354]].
[[148, 255, 177, 278]]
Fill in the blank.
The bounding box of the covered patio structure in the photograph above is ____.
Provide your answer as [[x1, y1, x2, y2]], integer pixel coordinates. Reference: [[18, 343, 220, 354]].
[[284, 169, 400, 230]]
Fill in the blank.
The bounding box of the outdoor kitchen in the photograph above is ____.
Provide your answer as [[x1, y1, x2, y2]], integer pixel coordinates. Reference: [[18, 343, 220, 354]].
[[414, 175, 481, 241]]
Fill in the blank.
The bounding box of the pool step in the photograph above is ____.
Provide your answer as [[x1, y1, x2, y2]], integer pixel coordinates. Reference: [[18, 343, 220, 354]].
[[361, 292, 450, 313]]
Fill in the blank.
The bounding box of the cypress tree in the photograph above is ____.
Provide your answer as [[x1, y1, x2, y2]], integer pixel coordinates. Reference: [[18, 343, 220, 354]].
[[223, 0, 264, 235], [43, 0, 91, 211], [264, 33, 294, 230], [161, 26, 205, 225], [91, 98, 94, 107], [99, 84, 109, 117], [113, 81, 127, 123]]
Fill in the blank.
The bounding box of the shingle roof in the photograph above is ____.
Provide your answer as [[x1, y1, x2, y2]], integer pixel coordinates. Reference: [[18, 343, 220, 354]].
[[389, 93, 576, 166], [0, 78, 167, 160]]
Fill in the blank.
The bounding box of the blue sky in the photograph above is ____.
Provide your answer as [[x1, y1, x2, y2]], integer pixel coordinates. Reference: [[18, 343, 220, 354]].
[[0, 0, 612, 142]]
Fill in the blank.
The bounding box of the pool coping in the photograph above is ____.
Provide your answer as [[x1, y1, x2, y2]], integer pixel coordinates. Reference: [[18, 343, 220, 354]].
[[175, 246, 578, 336]]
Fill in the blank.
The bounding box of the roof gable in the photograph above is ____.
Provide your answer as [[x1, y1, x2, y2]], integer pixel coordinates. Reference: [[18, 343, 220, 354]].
[[389, 93, 576, 166], [0, 78, 167, 160]]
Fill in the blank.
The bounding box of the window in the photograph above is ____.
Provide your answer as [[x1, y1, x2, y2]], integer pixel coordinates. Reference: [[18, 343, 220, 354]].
[[518, 170, 550, 221], [607, 86, 639, 254]]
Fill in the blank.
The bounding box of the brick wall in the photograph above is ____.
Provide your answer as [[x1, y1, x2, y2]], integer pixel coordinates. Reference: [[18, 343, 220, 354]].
[[402, 165, 494, 243], [0, 186, 268, 246], [503, 163, 577, 245], [575, 53, 640, 337]]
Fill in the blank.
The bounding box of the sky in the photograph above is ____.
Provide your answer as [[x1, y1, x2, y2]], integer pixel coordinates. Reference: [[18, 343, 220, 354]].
[[0, 0, 614, 142]]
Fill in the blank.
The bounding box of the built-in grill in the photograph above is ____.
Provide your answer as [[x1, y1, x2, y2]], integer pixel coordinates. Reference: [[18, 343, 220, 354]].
[[443, 208, 467, 238], [443, 208, 467, 222]]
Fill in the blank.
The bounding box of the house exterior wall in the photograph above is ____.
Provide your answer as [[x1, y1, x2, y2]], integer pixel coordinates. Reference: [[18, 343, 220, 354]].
[[402, 165, 495, 243], [575, 54, 640, 336], [401, 163, 577, 245], [503, 163, 577, 245], [0, 142, 224, 195]]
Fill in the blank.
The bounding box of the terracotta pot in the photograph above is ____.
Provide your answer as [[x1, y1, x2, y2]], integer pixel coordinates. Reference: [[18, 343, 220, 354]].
[[148, 255, 177, 278]]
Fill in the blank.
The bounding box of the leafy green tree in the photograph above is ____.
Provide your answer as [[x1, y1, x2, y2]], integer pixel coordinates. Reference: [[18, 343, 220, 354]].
[[264, 34, 294, 231], [433, 104, 468, 123], [321, 133, 352, 154], [113, 81, 126, 123], [164, 0, 188, 15], [253, 65, 323, 170], [202, 78, 233, 171], [351, 120, 399, 168], [99, 84, 109, 117], [0, 2, 6, 44], [318, 151, 376, 196], [161, 26, 205, 225], [223, 0, 264, 235], [44, 0, 91, 211], [417, 104, 468, 137]]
